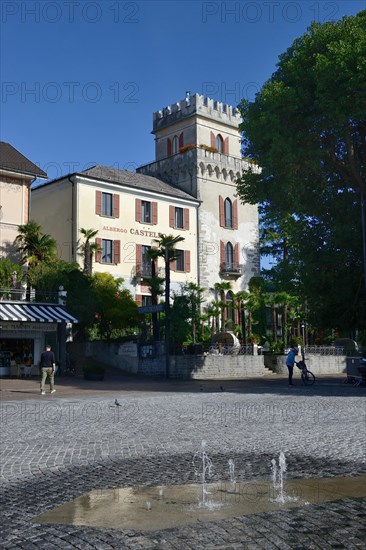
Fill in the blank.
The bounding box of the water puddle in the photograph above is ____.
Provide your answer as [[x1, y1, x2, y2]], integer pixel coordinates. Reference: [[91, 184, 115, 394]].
[[34, 474, 366, 531]]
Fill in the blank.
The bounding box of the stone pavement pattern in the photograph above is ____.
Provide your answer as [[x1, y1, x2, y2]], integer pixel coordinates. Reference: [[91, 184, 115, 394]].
[[1, 375, 366, 549]]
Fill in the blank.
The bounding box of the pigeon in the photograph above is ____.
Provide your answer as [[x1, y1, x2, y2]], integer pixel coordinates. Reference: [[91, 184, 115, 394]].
[[115, 398, 122, 407]]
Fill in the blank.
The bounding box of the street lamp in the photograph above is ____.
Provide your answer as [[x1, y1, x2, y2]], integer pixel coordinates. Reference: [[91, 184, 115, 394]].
[[164, 235, 184, 379], [301, 321, 306, 360]]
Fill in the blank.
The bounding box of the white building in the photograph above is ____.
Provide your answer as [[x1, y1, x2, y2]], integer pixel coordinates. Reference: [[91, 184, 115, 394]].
[[31, 166, 200, 304]]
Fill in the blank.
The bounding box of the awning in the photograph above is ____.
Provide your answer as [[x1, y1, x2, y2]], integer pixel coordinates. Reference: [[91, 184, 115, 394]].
[[0, 303, 78, 323]]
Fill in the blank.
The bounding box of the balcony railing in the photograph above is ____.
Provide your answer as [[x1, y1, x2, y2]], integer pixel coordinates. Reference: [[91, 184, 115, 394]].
[[0, 287, 64, 304], [219, 263, 242, 276]]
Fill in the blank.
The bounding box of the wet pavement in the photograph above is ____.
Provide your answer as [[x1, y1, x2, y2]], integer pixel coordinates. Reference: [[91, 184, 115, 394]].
[[1, 371, 366, 549]]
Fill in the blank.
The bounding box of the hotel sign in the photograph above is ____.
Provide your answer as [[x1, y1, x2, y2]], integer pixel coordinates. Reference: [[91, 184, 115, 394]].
[[103, 226, 160, 238]]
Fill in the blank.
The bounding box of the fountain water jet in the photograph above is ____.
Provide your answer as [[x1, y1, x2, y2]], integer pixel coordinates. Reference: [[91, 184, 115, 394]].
[[270, 451, 297, 504], [192, 440, 222, 509], [227, 459, 239, 493]]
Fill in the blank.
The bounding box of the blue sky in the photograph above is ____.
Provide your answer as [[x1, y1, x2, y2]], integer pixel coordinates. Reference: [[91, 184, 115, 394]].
[[1, 0, 365, 183]]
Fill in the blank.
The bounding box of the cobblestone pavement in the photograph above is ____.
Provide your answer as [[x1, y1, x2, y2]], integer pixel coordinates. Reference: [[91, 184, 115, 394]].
[[1, 374, 366, 549]]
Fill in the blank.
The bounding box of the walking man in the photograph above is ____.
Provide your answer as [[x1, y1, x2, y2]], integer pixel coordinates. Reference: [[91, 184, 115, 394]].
[[286, 345, 298, 386], [40, 345, 56, 395]]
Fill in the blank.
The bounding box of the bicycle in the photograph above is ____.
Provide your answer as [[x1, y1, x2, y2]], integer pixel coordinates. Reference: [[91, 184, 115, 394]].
[[296, 360, 315, 385]]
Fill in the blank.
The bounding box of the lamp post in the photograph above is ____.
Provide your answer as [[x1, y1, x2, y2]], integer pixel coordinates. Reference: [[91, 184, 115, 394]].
[[164, 235, 183, 379], [301, 321, 306, 360]]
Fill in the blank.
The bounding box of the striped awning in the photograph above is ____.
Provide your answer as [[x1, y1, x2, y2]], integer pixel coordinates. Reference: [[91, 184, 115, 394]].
[[0, 303, 78, 323]]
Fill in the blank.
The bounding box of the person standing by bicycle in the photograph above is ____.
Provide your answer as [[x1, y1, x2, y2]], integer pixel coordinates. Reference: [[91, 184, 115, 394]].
[[286, 345, 298, 386]]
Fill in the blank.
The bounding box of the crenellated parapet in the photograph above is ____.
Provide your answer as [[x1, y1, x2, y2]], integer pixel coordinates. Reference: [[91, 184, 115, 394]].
[[153, 93, 242, 132], [137, 147, 253, 193]]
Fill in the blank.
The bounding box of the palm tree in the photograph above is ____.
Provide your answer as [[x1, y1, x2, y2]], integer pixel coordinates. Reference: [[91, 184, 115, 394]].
[[150, 234, 185, 346], [145, 246, 165, 341], [16, 220, 57, 267], [202, 302, 221, 337], [234, 290, 249, 344], [212, 281, 232, 331], [79, 228, 100, 276], [181, 282, 204, 343], [152, 233, 185, 263]]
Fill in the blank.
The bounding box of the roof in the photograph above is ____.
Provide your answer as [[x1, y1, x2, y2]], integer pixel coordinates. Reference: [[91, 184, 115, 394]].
[[0, 302, 78, 323], [0, 142, 47, 179], [81, 165, 198, 202]]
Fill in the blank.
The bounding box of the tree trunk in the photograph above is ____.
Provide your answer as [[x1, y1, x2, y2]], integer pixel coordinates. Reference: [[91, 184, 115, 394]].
[[272, 304, 277, 342], [240, 303, 247, 345], [283, 304, 288, 348], [151, 260, 160, 341]]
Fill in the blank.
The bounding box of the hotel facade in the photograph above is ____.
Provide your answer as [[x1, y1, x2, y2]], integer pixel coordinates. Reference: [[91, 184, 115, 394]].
[[31, 94, 259, 308]]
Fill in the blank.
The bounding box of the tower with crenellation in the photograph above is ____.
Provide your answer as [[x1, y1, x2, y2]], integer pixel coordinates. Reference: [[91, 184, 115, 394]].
[[137, 93, 259, 312]]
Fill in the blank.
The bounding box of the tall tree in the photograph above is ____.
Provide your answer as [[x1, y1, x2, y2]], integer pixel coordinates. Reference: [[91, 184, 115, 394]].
[[145, 246, 165, 341], [237, 10, 366, 335]]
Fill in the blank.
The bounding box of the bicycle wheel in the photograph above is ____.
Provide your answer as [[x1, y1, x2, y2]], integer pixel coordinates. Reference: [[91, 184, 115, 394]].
[[302, 370, 315, 385]]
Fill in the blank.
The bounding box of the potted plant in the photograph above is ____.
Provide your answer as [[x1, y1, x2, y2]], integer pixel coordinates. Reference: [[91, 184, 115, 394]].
[[82, 364, 106, 381]]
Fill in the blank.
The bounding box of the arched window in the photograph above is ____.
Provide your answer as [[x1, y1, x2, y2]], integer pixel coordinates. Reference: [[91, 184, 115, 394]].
[[224, 198, 233, 228], [225, 242, 234, 270], [216, 134, 224, 153], [172, 135, 179, 154]]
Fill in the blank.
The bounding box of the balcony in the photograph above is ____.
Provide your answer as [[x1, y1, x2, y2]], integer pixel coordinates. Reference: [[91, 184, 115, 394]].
[[219, 263, 242, 277]]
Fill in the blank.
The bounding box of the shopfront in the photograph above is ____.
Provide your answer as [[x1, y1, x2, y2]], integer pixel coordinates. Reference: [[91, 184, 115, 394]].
[[0, 302, 78, 376]]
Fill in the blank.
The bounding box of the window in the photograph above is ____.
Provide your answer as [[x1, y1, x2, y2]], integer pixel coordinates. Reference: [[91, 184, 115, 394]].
[[175, 249, 185, 271], [172, 135, 179, 154], [141, 245, 152, 276], [175, 207, 184, 229], [216, 134, 224, 154], [96, 191, 120, 217], [219, 196, 237, 228], [225, 242, 234, 270], [102, 193, 113, 216], [141, 295, 152, 307], [102, 239, 113, 263], [141, 201, 151, 223], [224, 198, 233, 228], [169, 206, 189, 229], [136, 199, 158, 224]]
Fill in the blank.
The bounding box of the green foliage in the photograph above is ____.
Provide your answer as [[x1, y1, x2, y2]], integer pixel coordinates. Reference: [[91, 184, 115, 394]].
[[237, 11, 366, 335], [16, 220, 57, 267], [170, 283, 205, 348], [170, 294, 193, 351], [27, 259, 80, 292], [91, 272, 139, 339], [27, 259, 96, 338], [0, 259, 23, 288]]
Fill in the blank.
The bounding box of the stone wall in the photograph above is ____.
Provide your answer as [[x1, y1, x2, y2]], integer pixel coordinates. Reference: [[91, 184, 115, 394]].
[[139, 354, 266, 380], [264, 354, 347, 375], [68, 342, 350, 379], [67, 341, 139, 373]]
